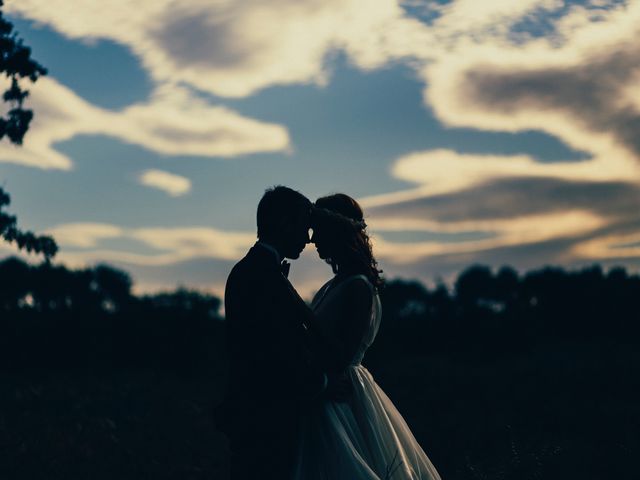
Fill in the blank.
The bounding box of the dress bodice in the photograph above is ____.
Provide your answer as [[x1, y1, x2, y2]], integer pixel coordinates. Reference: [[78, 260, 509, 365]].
[[297, 276, 443, 480], [311, 274, 381, 366]]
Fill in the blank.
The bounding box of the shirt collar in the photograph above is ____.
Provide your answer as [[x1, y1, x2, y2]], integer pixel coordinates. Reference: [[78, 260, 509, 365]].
[[255, 241, 282, 265]]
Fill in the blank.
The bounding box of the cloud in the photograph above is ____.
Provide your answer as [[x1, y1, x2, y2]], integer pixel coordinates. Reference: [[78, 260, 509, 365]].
[[426, 41, 640, 165], [353, 1, 640, 273], [130, 227, 255, 262], [421, 2, 640, 176], [3, 0, 550, 100], [388, 149, 631, 200], [367, 176, 640, 224], [138, 169, 191, 197], [0, 77, 290, 169], [369, 210, 605, 264], [428, 0, 560, 42], [7, 0, 425, 97], [47, 222, 256, 268], [11, 1, 639, 173], [7, 0, 640, 290], [574, 231, 640, 260], [362, 176, 640, 266], [45, 223, 124, 248]]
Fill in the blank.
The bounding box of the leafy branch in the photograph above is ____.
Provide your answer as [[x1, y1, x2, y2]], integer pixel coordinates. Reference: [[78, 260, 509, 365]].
[[0, 3, 55, 259], [0, 0, 47, 145], [0, 187, 57, 260]]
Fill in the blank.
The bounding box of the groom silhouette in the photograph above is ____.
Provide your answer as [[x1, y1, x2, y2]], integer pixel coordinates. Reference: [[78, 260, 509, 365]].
[[220, 186, 341, 480]]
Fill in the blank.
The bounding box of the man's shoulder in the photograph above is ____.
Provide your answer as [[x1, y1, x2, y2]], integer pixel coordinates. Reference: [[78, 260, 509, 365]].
[[226, 253, 253, 286], [226, 247, 280, 289], [225, 248, 294, 319]]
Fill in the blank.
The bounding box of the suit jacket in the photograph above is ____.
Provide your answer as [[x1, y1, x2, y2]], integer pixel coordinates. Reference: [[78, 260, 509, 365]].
[[220, 243, 326, 477]]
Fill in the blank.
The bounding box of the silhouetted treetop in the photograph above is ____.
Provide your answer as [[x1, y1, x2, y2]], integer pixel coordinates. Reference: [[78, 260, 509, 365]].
[[142, 288, 222, 319], [0, 256, 223, 319], [0, 0, 47, 145], [366, 263, 640, 366], [0, 187, 57, 259], [0, 4, 55, 259]]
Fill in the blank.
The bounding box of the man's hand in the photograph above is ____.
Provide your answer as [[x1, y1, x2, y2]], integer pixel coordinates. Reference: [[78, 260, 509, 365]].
[[324, 372, 352, 402]]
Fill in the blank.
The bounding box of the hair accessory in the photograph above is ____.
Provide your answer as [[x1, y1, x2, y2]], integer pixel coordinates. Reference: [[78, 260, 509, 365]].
[[311, 206, 367, 232]]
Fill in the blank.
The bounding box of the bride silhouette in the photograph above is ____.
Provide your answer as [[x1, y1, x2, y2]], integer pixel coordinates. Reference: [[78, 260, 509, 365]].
[[294, 193, 442, 480]]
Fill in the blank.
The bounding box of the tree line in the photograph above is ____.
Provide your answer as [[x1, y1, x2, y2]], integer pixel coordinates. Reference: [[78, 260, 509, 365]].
[[1, 255, 638, 371], [0, 257, 223, 370], [366, 263, 640, 367]]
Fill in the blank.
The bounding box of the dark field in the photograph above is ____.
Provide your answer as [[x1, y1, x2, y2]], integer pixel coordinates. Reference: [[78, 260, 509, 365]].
[[2, 340, 637, 480], [0, 369, 227, 479], [1, 259, 639, 479]]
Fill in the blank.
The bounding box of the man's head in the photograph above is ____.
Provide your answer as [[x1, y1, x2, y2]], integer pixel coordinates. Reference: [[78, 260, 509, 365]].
[[257, 186, 312, 259]]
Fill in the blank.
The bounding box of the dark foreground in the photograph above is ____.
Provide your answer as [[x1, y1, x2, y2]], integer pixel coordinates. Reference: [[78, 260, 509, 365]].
[[1, 259, 639, 479], [2, 338, 638, 480], [0, 369, 227, 479]]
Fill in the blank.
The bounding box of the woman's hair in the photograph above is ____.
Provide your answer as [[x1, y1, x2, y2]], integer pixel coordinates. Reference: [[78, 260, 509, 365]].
[[313, 193, 383, 289]]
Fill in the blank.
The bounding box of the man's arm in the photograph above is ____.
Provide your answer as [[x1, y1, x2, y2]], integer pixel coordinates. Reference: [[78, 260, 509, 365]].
[[278, 275, 352, 401]]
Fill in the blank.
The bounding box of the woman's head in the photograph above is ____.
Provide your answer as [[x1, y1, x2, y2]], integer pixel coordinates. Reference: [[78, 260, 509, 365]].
[[311, 193, 383, 288]]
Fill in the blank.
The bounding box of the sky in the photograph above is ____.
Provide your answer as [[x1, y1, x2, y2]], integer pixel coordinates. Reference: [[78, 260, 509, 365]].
[[1, 0, 640, 298]]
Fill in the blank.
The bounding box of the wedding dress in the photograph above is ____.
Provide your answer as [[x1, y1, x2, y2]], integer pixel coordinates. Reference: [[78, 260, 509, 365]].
[[293, 274, 442, 480]]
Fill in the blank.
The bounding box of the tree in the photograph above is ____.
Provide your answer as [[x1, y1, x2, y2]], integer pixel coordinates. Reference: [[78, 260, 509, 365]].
[[0, 189, 57, 259], [0, 1, 56, 259], [0, 0, 47, 145]]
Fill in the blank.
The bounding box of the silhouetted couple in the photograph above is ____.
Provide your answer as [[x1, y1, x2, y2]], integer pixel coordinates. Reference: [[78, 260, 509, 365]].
[[220, 186, 441, 479]]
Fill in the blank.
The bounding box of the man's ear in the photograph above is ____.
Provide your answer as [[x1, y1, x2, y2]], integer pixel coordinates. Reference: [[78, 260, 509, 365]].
[[279, 215, 294, 231], [274, 217, 292, 237]]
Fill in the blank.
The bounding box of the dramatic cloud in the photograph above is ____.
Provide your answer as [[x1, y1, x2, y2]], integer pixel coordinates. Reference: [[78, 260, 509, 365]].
[[46, 223, 125, 248], [6, 0, 640, 291], [7, 0, 579, 99], [423, 2, 640, 172], [362, 152, 640, 267], [138, 169, 191, 197], [355, 1, 640, 275], [130, 227, 255, 262], [0, 77, 290, 169], [48, 223, 256, 268], [369, 210, 604, 263], [388, 149, 629, 200], [427, 0, 560, 42], [6, 0, 425, 97], [574, 231, 640, 260], [367, 176, 640, 223], [364, 176, 640, 267]]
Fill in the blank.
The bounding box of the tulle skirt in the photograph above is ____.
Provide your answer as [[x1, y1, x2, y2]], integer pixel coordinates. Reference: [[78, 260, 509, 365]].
[[293, 365, 442, 480]]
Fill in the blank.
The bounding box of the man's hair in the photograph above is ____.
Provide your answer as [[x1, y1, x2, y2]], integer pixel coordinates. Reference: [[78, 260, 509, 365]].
[[257, 186, 311, 239]]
